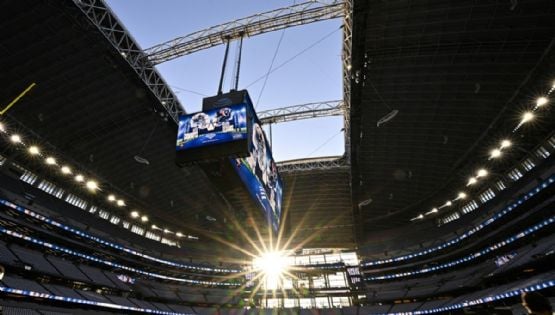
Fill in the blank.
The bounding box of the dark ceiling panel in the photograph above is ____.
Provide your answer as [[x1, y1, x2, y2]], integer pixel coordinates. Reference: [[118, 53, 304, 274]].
[[350, 0, 555, 239]]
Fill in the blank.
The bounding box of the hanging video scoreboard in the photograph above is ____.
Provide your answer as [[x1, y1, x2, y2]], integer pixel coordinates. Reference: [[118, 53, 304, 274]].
[[175, 90, 283, 233]]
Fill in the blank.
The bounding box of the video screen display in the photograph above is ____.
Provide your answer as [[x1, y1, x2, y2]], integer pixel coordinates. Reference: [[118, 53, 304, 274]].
[[232, 120, 283, 233], [176, 104, 248, 151]]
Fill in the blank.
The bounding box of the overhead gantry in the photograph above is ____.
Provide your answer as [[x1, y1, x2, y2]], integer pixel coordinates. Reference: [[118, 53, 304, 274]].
[[73, 0, 353, 171], [143, 0, 345, 65]]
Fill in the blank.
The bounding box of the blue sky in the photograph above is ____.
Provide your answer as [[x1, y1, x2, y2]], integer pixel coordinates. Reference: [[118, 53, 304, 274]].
[[105, 0, 344, 161]]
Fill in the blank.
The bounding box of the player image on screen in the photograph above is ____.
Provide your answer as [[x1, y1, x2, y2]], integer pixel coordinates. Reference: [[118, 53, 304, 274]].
[[176, 104, 247, 150], [188, 112, 211, 132], [250, 123, 281, 221]]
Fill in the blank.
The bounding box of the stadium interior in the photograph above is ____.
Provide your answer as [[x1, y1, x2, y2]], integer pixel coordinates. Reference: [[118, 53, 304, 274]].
[[0, 0, 554, 314]]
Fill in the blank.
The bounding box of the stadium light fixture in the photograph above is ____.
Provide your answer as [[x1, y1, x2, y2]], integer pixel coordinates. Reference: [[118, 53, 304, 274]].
[[61, 166, 72, 175], [500, 139, 512, 149], [476, 169, 488, 178], [116, 199, 125, 207], [490, 149, 502, 159], [45, 157, 57, 165], [85, 180, 98, 191], [131, 211, 140, 218], [521, 112, 534, 124], [107, 195, 116, 202], [176, 232, 183, 237], [425, 208, 438, 215], [10, 134, 21, 143], [457, 192, 467, 200], [445, 201, 453, 207], [536, 97, 548, 107], [74, 174, 85, 182], [141, 215, 148, 222], [28, 146, 40, 155], [0, 122, 5, 132], [467, 177, 478, 186]]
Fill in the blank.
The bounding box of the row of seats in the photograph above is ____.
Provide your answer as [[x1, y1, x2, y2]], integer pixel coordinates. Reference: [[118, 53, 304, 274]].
[[0, 239, 131, 291], [0, 198, 240, 275], [1, 273, 195, 314], [360, 175, 555, 268], [362, 232, 554, 303]]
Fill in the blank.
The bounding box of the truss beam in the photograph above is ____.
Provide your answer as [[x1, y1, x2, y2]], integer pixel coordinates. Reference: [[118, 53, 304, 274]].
[[144, 0, 344, 65], [258, 100, 343, 124], [72, 0, 184, 124], [277, 156, 348, 173]]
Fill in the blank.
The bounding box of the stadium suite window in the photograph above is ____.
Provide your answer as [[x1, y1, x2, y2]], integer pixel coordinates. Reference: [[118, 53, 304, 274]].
[[299, 298, 313, 309], [284, 298, 297, 308], [266, 298, 280, 308], [315, 297, 330, 308]]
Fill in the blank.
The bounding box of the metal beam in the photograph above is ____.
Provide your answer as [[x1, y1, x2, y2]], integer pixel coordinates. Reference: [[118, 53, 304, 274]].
[[144, 0, 344, 65], [275, 0, 353, 172], [277, 156, 348, 173], [258, 100, 343, 124], [72, 0, 184, 124]]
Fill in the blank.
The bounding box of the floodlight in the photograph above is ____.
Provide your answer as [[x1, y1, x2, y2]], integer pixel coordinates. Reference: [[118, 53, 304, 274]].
[[536, 97, 548, 107], [131, 211, 140, 218], [75, 174, 85, 182], [86, 180, 98, 191], [45, 157, 56, 165], [28, 146, 40, 155], [490, 149, 502, 158], [476, 169, 488, 178], [141, 215, 148, 222], [500, 139, 512, 149], [61, 166, 72, 174], [521, 112, 534, 123], [10, 134, 21, 143], [467, 177, 477, 186]]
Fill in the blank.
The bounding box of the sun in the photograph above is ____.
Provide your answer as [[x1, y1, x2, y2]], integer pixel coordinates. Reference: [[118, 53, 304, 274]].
[[253, 251, 290, 290]]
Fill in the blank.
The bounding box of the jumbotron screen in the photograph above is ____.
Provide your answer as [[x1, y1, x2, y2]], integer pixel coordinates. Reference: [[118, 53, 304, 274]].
[[176, 104, 248, 151], [231, 118, 283, 233]]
